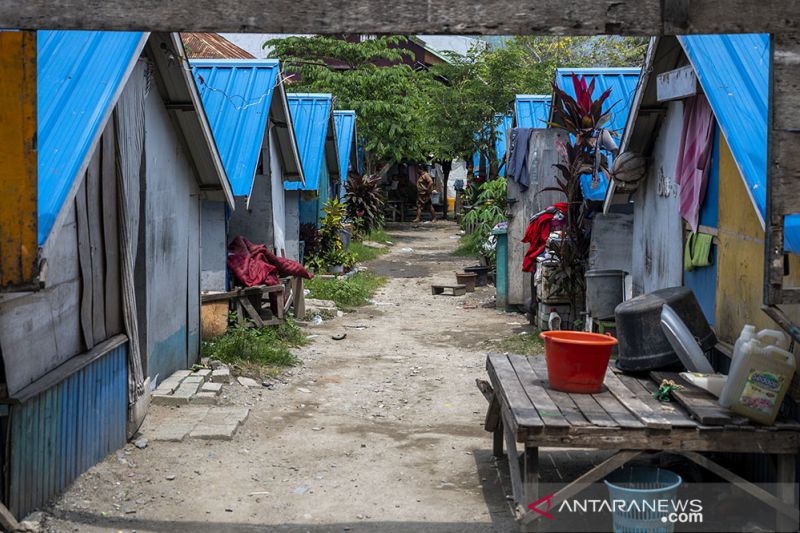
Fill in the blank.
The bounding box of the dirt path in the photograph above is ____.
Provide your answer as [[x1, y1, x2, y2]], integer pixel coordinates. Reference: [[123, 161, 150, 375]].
[[48, 221, 526, 532]]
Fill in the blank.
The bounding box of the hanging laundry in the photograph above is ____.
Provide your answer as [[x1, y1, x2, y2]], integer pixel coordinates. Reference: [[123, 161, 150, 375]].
[[675, 94, 716, 232], [507, 128, 534, 190], [522, 202, 568, 272], [684, 232, 714, 271]]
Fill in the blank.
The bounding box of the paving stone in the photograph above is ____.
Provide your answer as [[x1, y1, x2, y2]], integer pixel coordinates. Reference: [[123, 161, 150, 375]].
[[154, 378, 182, 394], [151, 392, 180, 406], [189, 407, 249, 440], [201, 382, 223, 394], [192, 368, 212, 381], [190, 392, 218, 405], [148, 420, 195, 441], [211, 367, 232, 384], [169, 370, 192, 380], [183, 375, 204, 384], [237, 376, 261, 388], [146, 407, 209, 441], [173, 380, 202, 400]]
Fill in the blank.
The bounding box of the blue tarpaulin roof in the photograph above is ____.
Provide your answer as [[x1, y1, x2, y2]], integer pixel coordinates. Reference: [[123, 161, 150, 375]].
[[515, 95, 551, 129], [190, 59, 280, 198], [679, 34, 800, 254], [553, 67, 641, 201], [285, 94, 333, 192], [37, 30, 146, 245], [334, 110, 357, 183]]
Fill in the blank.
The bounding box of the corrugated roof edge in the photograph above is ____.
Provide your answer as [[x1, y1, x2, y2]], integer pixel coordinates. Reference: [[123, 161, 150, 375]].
[[288, 93, 334, 99], [173, 33, 235, 209], [42, 32, 150, 253], [556, 67, 642, 76], [189, 58, 280, 67]]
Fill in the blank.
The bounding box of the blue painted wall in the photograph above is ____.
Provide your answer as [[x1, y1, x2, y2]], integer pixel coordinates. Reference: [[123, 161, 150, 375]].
[[683, 129, 720, 325], [300, 161, 331, 227], [8, 341, 128, 517]]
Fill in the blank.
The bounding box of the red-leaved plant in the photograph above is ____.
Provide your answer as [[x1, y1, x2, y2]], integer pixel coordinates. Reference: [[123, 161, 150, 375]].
[[538, 74, 618, 325]]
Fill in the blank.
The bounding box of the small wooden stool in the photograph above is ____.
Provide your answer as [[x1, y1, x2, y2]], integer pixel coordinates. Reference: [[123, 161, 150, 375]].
[[431, 284, 467, 296]]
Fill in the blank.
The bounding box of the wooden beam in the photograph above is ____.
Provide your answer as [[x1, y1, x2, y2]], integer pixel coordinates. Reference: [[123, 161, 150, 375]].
[[677, 451, 800, 524], [2, 0, 800, 34], [766, 33, 800, 310], [520, 450, 642, 527], [0, 31, 38, 291]]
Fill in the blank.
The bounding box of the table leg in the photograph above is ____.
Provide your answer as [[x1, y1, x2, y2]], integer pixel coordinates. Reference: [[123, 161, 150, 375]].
[[521, 445, 539, 533], [524, 446, 539, 506], [776, 454, 798, 532], [493, 419, 504, 458]]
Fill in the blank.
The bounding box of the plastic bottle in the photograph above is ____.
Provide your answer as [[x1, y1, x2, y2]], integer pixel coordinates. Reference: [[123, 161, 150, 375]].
[[756, 329, 790, 350], [730, 344, 795, 425], [719, 325, 757, 407]]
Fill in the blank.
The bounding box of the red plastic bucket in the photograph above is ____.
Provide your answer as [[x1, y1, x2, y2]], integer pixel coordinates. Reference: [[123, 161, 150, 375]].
[[539, 331, 618, 393]]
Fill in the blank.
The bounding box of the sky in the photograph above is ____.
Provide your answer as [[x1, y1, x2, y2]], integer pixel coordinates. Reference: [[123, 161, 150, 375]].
[[220, 33, 481, 59]]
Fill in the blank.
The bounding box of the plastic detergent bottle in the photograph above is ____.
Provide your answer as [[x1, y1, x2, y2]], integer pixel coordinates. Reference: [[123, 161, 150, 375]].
[[719, 325, 756, 407], [729, 343, 795, 425]]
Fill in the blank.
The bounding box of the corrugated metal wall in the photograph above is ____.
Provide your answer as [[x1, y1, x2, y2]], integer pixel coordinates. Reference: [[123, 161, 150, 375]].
[[7, 341, 128, 517]]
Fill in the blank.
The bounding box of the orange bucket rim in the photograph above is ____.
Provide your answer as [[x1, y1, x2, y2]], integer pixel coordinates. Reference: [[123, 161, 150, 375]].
[[539, 330, 619, 346]]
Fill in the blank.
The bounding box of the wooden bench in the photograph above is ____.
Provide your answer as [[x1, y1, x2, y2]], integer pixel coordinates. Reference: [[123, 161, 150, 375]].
[[480, 353, 800, 532], [431, 284, 466, 296], [200, 277, 306, 328]]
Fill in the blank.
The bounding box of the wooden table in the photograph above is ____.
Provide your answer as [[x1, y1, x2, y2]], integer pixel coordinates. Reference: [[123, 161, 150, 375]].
[[480, 353, 800, 532]]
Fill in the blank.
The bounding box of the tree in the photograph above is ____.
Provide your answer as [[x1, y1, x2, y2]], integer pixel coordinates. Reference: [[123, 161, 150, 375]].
[[266, 35, 431, 173], [422, 36, 647, 177]]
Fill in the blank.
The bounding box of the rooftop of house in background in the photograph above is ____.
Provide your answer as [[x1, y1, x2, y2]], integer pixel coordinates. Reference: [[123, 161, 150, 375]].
[[190, 59, 282, 197], [552, 67, 641, 138], [285, 93, 339, 192], [514, 95, 551, 129], [181, 32, 254, 59], [37, 30, 148, 246]]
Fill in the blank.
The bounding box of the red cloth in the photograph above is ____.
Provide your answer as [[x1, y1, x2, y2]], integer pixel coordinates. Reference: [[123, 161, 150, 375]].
[[263, 250, 313, 280], [227, 236, 281, 287], [521, 203, 567, 272]]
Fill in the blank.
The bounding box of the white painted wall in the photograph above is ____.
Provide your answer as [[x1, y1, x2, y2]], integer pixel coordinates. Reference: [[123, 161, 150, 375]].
[[285, 190, 301, 261], [631, 100, 685, 296], [140, 79, 201, 381], [269, 127, 287, 255]]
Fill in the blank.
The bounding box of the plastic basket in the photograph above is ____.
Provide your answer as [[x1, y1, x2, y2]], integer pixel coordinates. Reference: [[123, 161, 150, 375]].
[[604, 466, 682, 533]]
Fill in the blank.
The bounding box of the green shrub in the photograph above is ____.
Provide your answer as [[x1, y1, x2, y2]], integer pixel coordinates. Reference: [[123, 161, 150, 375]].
[[201, 320, 308, 370], [306, 271, 386, 309], [350, 241, 389, 263]]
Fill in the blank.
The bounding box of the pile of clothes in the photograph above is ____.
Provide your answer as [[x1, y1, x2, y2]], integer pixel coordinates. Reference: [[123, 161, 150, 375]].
[[227, 236, 313, 314], [522, 202, 567, 272]]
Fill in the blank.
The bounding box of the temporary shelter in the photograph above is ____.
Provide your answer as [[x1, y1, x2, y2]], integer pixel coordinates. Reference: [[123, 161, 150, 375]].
[[284, 93, 340, 260], [0, 31, 231, 517], [191, 59, 304, 291], [606, 35, 800, 344]]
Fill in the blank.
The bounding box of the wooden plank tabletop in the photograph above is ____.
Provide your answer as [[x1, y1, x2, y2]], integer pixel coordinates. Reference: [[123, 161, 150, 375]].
[[485, 353, 800, 453]]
